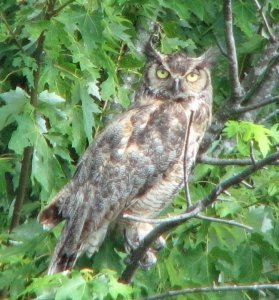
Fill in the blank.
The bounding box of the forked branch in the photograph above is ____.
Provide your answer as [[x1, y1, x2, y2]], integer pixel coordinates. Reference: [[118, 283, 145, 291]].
[[119, 150, 279, 283]]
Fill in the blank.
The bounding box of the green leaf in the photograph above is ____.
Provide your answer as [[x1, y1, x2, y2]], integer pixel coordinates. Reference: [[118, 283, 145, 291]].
[[117, 86, 130, 108], [245, 206, 274, 233], [32, 135, 63, 192], [71, 107, 86, 155], [87, 81, 101, 100], [55, 274, 90, 300], [8, 110, 36, 154], [39, 90, 66, 104], [0, 88, 30, 130], [80, 82, 100, 142], [100, 76, 116, 101], [233, 1, 258, 37]]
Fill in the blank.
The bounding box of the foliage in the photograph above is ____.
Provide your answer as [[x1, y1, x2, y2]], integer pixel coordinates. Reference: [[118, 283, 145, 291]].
[[0, 0, 278, 299]]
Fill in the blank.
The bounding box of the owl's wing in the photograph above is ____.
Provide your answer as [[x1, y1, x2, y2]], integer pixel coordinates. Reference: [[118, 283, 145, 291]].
[[39, 101, 187, 274]]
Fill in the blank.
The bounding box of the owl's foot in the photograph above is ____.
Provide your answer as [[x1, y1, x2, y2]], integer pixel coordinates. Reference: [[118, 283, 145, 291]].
[[123, 222, 166, 270]]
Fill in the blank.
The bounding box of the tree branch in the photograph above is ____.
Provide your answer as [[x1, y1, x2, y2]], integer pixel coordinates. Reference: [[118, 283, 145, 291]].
[[223, 0, 244, 101], [196, 214, 253, 231], [259, 108, 279, 124], [197, 155, 279, 166], [9, 1, 56, 231], [9, 147, 33, 231], [119, 151, 279, 283], [143, 283, 279, 300], [253, 0, 276, 42], [234, 96, 279, 114]]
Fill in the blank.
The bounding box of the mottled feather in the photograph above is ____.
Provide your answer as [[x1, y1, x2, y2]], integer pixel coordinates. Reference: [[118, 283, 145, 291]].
[[39, 47, 214, 274]]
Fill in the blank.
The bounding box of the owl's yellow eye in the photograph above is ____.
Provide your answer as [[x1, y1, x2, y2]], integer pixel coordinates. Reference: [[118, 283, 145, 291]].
[[156, 68, 170, 79], [186, 72, 200, 82]]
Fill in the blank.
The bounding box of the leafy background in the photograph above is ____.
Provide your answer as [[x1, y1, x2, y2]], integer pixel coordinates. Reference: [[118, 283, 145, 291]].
[[0, 0, 279, 299]]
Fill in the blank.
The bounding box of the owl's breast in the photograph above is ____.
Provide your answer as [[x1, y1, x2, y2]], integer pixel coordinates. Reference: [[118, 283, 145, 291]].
[[123, 99, 210, 217]]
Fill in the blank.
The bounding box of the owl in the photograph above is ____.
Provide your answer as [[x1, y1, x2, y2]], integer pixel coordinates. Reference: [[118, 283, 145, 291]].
[[38, 43, 215, 275]]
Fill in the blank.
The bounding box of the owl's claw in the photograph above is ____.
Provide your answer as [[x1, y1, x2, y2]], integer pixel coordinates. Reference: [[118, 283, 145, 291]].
[[139, 251, 157, 270], [153, 236, 166, 251], [123, 223, 166, 270]]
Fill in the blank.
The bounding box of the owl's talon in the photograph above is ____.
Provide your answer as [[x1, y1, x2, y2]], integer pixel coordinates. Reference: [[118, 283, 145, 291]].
[[139, 250, 157, 270], [153, 236, 166, 251]]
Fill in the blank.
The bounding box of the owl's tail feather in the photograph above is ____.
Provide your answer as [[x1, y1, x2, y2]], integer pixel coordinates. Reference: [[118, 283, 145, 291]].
[[39, 202, 63, 230], [38, 184, 73, 229], [47, 192, 91, 275], [48, 250, 78, 275]]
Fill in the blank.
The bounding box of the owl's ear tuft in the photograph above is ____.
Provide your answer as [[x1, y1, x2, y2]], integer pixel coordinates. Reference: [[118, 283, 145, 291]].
[[198, 47, 219, 69], [144, 40, 164, 62]]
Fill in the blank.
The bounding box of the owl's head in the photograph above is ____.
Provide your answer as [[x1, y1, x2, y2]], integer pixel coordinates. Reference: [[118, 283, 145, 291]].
[[142, 44, 216, 102]]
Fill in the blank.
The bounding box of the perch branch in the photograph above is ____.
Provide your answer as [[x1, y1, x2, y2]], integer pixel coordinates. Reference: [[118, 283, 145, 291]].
[[119, 151, 279, 283], [144, 283, 279, 300], [223, 0, 244, 101], [253, 0, 276, 42]]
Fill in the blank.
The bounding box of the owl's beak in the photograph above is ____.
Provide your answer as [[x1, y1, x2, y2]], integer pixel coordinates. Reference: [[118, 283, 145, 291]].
[[173, 78, 182, 95]]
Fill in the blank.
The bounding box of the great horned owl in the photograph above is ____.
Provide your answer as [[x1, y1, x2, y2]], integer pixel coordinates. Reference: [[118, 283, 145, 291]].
[[39, 44, 215, 275]]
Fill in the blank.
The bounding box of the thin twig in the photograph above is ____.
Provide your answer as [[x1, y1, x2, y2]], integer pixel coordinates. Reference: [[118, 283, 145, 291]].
[[183, 111, 194, 208], [259, 108, 279, 124], [196, 214, 253, 231], [0, 13, 24, 52], [213, 33, 228, 57], [253, 0, 276, 42], [249, 140, 256, 166], [53, 0, 75, 16], [197, 155, 279, 166], [122, 213, 253, 231], [119, 151, 279, 283], [223, 0, 244, 101], [143, 283, 279, 300], [240, 179, 254, 189], [235, 96, 279, 113]]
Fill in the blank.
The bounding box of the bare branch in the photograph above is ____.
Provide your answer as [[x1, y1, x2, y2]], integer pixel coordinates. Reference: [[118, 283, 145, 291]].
[[0, 12, 24, 52], [235, 96, 279, 113], [143, 283, 279, 300], [122, 213, 253, 231], [196, 214, 253, 231], [183, 111, 194, 208], [119, 151, 279, 283], [253, 0, 276, 42], [9, 147, 33, 231], [9, 0, 57, 231], [223, 0, 244, 100], [249, 141, 256, 166], [259, 108, 279, 124], [198, 155, 279, 166], [213, 33, 228, 57]]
